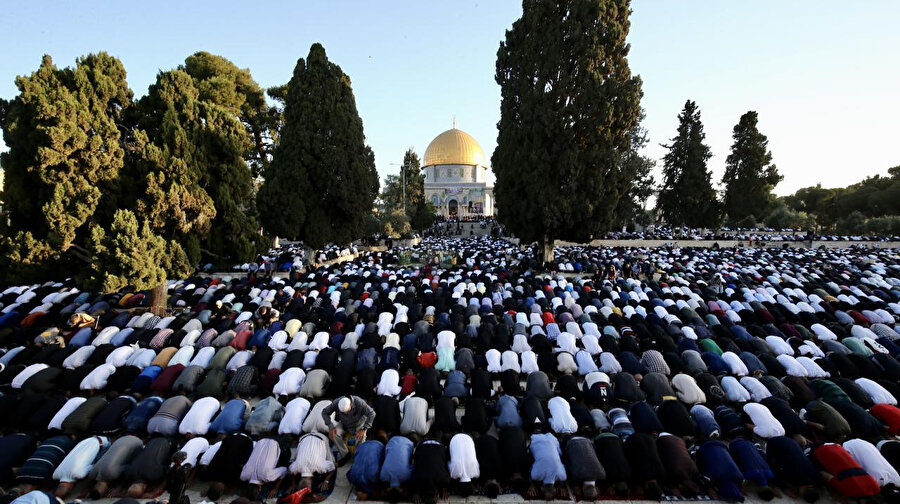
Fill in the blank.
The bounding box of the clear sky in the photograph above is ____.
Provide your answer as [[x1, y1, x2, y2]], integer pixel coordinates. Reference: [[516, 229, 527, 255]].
[[1, 0, 898, 196]]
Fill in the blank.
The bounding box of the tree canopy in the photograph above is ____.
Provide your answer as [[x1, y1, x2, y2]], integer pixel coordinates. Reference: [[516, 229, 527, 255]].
[[493, 0, 643, 257], [257, 43, 379, 250], [1, 51, 271, 306], [656, 100, 719, 228], [380, 148, 434, 232], [721, 111, 781, 222]]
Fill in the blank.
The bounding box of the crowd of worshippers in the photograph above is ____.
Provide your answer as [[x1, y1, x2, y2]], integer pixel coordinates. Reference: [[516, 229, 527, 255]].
[[603, 226, 899, 243], [4, 239, 900, 504]]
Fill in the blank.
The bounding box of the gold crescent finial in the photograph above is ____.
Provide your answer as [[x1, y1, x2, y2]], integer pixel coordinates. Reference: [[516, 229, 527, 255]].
[[452, 115, 456, 129]]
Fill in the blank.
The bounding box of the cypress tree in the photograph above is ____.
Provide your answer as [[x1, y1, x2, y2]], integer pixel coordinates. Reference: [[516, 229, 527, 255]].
[[0, 53, 132, 282], [493, 0, 643, 262], [721, 111, 781, 222], [656, 100, 719, 228], [258, 43, 379, 254]]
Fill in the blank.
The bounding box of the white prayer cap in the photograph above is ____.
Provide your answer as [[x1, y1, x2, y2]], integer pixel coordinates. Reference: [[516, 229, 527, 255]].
[[338, 397, 352, 413]]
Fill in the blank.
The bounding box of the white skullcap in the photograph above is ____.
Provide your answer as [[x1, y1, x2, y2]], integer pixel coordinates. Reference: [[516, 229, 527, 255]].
[[338, 397, 352, 413]]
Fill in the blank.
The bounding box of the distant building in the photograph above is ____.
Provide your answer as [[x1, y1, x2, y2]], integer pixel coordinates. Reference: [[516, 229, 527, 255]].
[[422, 127, 493, 218]]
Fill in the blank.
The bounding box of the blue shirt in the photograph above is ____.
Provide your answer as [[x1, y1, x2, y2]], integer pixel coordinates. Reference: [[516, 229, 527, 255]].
[[728, 437, 774, 487], [529, 433, 566, 484], [496, 395, 522, 428], [348, 441, 384, 493], [123, 396, 164, 434], [379, 436, 414, 488], [210, 399, 247, 434]]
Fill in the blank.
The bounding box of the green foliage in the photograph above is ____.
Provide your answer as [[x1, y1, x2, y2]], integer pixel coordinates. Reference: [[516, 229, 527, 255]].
[[762, 205, 806, 230], [657, 100, 720, 227], [86, 209, 186, 293], [493, 0, 643, 245], [1, 51, 270, 291], [721, 111, 781, 221], [784, 167, 900, 231], [257, 43, 379, 249], [0, 53, 131, 250], [379, 149, 435, 232], [613, 110, 656, 228], [182, 51, 280, 179], [836, 211, 867, 235]]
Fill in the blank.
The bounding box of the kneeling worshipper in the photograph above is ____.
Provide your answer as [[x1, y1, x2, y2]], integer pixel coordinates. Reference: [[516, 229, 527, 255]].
[[202, 432, 255, 498], [51, 435, 109, 498], [528, 431, 567, 500], [11, 436, 76, 497], [809, 442, 881, 499], [562, 435, 605, 500], [410, 435, 451, 504], [696, 440, 746, 502], [347, 439, 385, 501], [123, 436, 177, 498], [656, 432, 703, 497], [764, 436, 822, 503], [240, 436, 291, 495], [379, 435, 414, 501], [447, 433, 480, 496], [288, 432, 336, 494], [89, 435, 144, 498]]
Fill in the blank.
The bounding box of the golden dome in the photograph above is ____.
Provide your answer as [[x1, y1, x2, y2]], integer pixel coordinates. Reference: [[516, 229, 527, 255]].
[[423, 128, 487, 167]]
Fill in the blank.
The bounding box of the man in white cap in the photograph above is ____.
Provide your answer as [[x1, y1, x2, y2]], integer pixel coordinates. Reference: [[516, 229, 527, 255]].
[[321, 395, 376, 462]]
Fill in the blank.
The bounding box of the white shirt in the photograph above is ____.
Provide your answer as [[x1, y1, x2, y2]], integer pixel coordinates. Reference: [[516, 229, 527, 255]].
[[400, 396, 430, 436], [127, 348, 157, 369], [226, 350, 253, 372], [48, 397, 87, 430], [672, 374, 706, 405], [599, 352, 622, 374], [776, 354, 808, 377], [502, 350, 521, 373], [743, 402, 785, 439], [843, 438, 900, 486], [740, 376, 772, 402], [53, 436, 109, 482], [168, 346, 195, 367], [200, 441, 222, 467], [273, 367, 306, 397], [80, 364, 117, 390], [855, 378, 897, 405], [485, 349, 502, 373], [521, 351, 539, 374], [721, 352, 749, 376], [377, 369, 402, 397], [796, 356, 829, 378], [12, 363, 48, 389], [548, 397, 578, 434], [721, 376, 751, 402], [189, 346, 216, 368], [448, 433, 480, 483], [765, 336, 794, 356], [63, 345, 96, 369], [555, 332, 578, 354], [176, 437, 210, 467], [268, 330, 289, 351], [179, 397, 221, 435], [106, 346, 135, 367], [290, 432, 334, 477], [279, 397, 311, 435]]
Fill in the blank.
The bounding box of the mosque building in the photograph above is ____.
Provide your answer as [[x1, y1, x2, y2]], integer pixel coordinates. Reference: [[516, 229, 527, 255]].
[[422, 125, 494, 218]]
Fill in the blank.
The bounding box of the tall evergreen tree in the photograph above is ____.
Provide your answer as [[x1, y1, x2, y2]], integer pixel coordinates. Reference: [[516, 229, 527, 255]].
[[180, 52, 269, 263], [380, 148, 433, 231], [721, 111, 781, 222], [493, 0, 643, 261], [656, 100, 719, 228], [257, 43, 379, 254], [0, 53, 132, 282]]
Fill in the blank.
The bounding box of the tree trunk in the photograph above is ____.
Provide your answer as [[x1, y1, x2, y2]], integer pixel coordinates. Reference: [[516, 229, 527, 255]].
[[541, 235, 555, 266], [149, 279, 167, 316]]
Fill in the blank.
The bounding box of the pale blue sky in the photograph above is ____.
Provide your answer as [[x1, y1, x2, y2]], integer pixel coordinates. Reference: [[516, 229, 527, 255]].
[[1, 1, 898, 195]]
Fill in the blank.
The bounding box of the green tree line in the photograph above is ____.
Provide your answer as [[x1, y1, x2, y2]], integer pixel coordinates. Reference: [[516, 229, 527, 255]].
[[0, 44, 379, 312]]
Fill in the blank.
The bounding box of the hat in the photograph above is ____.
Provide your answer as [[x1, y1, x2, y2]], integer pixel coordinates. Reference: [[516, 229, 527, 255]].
[[338, 397, 352, 413]]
